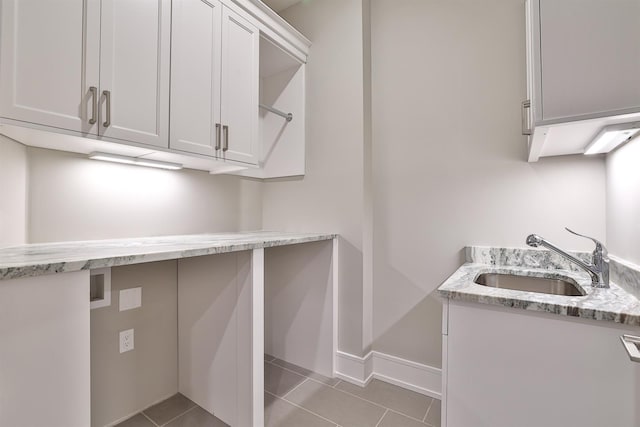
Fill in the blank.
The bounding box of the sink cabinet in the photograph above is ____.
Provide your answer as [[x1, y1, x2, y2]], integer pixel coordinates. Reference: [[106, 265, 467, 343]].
[[442, 300, 640, 427], [524, 0, 640, 161]]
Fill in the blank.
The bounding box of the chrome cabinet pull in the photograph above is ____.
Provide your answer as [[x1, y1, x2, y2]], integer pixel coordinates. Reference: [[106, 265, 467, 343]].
[[621, 335, 640, 363], [522, 100, 531, 136], [103, 90, 111, 128], [215, 123, 221, 150], [89, 86, 98, 125], [223, 125, 229, 152]]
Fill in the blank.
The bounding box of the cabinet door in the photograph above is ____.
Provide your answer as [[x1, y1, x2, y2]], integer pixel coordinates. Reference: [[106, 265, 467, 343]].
[[220, 8, 259, 165], [446, 302, 640, 427], [539, 0, 640, 121], [99, 0, 170, 147], [170, 0, 223, 157], [0, 0, 100, 134]]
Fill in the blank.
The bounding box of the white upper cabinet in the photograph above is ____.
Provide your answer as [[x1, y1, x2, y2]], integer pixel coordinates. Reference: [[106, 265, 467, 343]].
[[219, 9, 259, 165], [0, 0, 309, 175], [0, 0, 170, 148], [99, 0, 171, 147], [170, 0, 223, 157], [0, 0, 100, 134], [537, 0, 640, 123], [525, 0, 640, 161], [170, 1, 259, 165]]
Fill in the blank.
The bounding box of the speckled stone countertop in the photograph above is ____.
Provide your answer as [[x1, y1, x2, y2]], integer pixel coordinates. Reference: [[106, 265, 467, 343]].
[[438, 246, 640, 326], [0, 232, 336, 281]]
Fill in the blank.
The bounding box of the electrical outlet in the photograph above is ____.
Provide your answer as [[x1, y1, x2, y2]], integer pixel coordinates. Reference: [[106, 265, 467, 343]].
[[119, 329, 134, 353]]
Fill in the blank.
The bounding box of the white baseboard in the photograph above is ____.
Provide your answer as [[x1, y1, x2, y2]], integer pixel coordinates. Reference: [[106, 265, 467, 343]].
[[335, 350, 373, 387], [335, 350, 441, 399]]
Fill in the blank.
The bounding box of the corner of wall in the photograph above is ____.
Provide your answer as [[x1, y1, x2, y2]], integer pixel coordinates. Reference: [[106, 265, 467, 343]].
[[0, 134, 28, 246]]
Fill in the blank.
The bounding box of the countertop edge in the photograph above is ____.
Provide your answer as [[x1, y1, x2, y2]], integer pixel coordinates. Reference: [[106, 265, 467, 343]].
[[0, 233, 337, 281], [437, 287, 640, 327], [437, 260, 640, 328]]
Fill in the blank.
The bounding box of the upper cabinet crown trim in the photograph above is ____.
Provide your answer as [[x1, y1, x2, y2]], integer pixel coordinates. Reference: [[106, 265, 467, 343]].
[[227, 0, 311, 63]]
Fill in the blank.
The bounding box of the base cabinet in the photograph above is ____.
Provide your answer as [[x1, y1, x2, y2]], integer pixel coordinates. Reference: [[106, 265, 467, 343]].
[[442, 300, 640, 427]]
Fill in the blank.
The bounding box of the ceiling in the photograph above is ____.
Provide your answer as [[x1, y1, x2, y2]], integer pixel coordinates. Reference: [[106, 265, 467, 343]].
[[262, 0, 302, 12]]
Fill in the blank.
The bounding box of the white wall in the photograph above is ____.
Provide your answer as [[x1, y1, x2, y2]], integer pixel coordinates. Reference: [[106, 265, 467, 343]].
[[370, 0, 607, 367], [27, 147, 262, 242], [263, 0, 369, 357], [0, 135, 27, 247], [607, 138, 640, 265]]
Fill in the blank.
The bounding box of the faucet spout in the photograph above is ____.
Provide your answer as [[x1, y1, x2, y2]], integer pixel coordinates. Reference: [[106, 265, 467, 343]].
[[526, 229, 609, 288]]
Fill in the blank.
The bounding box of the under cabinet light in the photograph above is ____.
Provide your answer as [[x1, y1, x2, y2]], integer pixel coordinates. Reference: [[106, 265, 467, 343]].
[[132, 158, 183, 170], [584, 122, 640, 155], [88, 152, 183, 170]]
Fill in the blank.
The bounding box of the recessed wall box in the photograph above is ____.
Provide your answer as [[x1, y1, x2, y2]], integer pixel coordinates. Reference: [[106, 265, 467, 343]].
[[90, 268, 111, 310]]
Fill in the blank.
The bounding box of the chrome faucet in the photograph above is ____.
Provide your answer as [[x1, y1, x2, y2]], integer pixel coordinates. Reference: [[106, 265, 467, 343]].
[[526, 228, 609, 288]]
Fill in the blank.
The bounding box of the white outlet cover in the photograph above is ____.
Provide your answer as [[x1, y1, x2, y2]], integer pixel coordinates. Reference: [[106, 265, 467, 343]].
[[119, 287, 142, 311], [119, 329, 134, 353]]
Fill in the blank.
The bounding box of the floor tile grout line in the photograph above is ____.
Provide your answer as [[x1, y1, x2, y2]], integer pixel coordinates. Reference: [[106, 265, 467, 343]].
[[267, 358, 436, 425], [156, 404, 198, 427], [422, 398, 434, 422], [374, 408, 389, 427], [280, 377, 310, 400], [385, 408, 432, 425], [328, 380, 428, 419], [333, 379, 436, 424], [305, 375, 372, 398], [266, 390, 339, 426], [266, 359, 310, 381], [140, 411, 161, 427], [267, 358, 337, 386], [384, 408, 433, 425], [298, 376, 431, 424]]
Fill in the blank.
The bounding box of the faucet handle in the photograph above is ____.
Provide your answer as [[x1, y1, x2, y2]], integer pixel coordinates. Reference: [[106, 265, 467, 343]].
[[565, 227, 608, 258]]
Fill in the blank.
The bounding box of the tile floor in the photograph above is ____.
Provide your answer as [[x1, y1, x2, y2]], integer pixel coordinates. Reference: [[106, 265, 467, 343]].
[[264, 355, 441, 427], [115, 356, 441, 427], [114, 393, 227, 426]]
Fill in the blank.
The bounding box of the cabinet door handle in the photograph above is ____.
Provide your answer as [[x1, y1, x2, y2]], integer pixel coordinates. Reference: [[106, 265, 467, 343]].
[[521, 100, 531, 136], [621, 335, 640, 363], [215, 123, 221, 150], [103, 90, 111, 128], [89, 86, 98, 125], [223, 125, 229, 152]]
